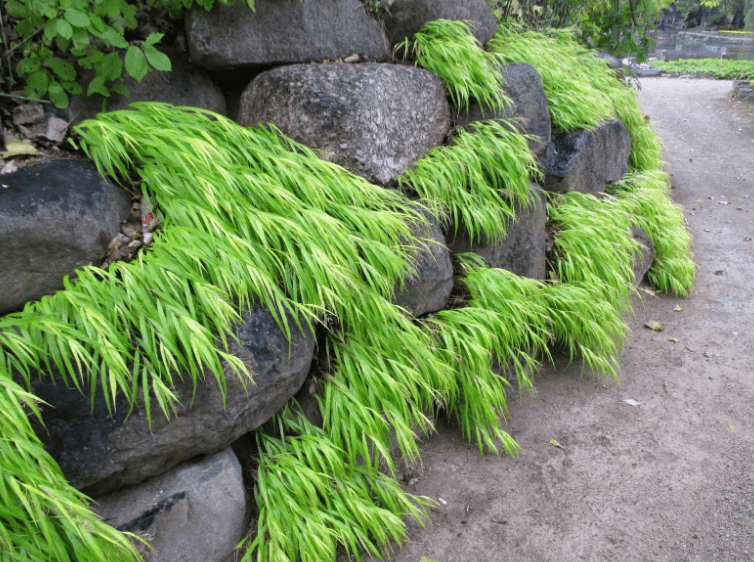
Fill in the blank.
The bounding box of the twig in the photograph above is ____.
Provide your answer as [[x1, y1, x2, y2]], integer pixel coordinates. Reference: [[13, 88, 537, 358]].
[[0, 92, 51, 103]]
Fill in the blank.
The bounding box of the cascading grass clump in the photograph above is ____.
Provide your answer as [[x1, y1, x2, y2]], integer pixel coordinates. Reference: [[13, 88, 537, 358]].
[[488, 25, 615, 132], [397, 120, 541, 243], [610, 170, 695, 295], [396, 19, 511, 114], [488, 24, 663, 171]]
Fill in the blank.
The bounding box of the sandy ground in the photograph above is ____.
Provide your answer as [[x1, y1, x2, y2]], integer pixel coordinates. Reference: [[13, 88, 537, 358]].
[[348, 78, 754, 562]]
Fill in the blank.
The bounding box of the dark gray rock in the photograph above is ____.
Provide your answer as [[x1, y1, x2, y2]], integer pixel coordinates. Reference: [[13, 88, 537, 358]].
[[540, 119, 631, 195], [93, 448, 246, 562], [447, 184, 547, 280], [185, 0, 388, 72], [394, 209, 453, 316], [631, 225, 655, 285], [0, 160, 130, 315], [456, 63, 551, 157], [30, 307, 314, 495], [381, 0, 497, 48], [61, 48, 227, 126], [238, 63, 450, 185]]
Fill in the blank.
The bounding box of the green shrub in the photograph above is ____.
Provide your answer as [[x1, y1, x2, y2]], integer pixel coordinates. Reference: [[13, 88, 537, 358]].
[[2, 0, 254, 108]]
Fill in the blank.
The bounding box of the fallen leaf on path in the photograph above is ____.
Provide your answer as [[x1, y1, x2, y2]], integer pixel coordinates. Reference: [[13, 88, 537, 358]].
[[668, 337, 678, 342], [645, 320, 664, 331], [674, 305, 683, 312], [744, 237, 752, 242], [714, 270, 724, 275], [623, 398, 640, 406], [728, 423, 735, 430], [549, 438, 563, 449]]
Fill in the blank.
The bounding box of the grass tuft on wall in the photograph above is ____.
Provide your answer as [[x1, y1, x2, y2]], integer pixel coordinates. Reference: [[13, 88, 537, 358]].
[[397, 120, 540, 243], [488, 24, 663, 171], [396, 19, 511, 115]]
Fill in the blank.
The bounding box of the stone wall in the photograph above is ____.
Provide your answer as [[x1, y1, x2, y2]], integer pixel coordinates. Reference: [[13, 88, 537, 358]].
[[0, 1, 654, 560]]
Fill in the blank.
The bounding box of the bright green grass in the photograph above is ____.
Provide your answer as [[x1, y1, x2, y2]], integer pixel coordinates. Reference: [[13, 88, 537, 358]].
[[649, 58, 754, 81], [488, 24, 663, 171], [0, 21, 696, 562]]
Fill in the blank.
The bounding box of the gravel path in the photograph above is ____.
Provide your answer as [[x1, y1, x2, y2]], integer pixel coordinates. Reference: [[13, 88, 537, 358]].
[[344, 78, 754, 562]]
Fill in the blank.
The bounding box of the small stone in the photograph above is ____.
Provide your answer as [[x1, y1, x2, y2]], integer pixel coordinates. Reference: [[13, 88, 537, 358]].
[[143, 232, 153, 245], [0, 161, 19, 175], [44, 117, 69, 143]]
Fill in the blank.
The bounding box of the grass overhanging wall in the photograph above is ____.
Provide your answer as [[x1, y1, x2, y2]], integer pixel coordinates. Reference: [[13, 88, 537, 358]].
[[0, 21, 694, 562]]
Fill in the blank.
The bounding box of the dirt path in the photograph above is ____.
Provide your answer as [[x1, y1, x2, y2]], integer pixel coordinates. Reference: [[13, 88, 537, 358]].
[[351, 78, 754, 562]]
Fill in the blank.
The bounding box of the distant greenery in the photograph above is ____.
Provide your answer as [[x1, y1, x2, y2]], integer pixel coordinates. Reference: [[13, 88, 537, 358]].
[[489, 0, 673, 62], [649, 58, 754, 81]]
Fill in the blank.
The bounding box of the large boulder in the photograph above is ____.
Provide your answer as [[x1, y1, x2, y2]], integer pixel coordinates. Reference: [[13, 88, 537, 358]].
[[61, 48, 227, 126], [237, 63, 451, 185], [540, 119, 631, 194], [447, 184, 547, 280], [93, 448, 247, 562], [30, 307, 315, 496], [185, 0, 388, 73], [456, 63, 551, 158], [394, 209, 453, 317], [381, 0, 497, 48], [0, 159, 130, 315]]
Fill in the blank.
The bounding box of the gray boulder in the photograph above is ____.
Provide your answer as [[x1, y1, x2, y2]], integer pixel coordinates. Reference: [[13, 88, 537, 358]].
[[631, 225, 655, 285], [456, 63, 551, 157], [61, 48, 227, 126], [237, 63, 450, 185], [30, 307, 314, 496], [381, 0, 497, 48], [540, 119, 631, 194], [93, 448, 246, 562], [394, 209, 453, 316], [186, 0, 388, 72], [447, 184, 547, 280], [0, 160, 130, 315]]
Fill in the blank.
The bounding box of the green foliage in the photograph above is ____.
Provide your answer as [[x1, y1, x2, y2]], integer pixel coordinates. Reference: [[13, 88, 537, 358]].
[[246, 406, 433, 562], [0, 374, 142, 561], [489, 25, 615, 131], [397, 120, 541, 243], [396, 19, 511, 114], [649, 58, 754, 81], [491, 0, 671, 62], [609, 170, 696, 295], [2, 0, 254, 107], [489, 24, 663, 170]]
